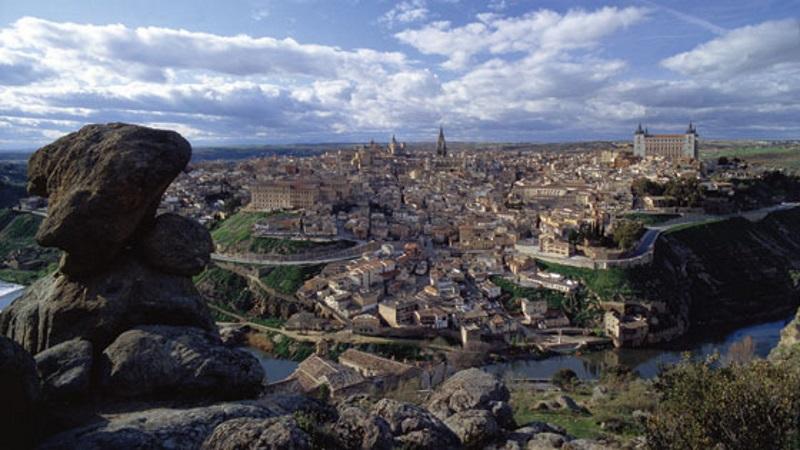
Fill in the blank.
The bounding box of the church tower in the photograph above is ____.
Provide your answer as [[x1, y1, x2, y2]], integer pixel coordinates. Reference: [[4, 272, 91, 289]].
[[436, 126, 447, 157]]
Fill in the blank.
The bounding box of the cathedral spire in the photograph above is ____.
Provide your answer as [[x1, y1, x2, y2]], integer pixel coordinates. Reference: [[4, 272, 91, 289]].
[[436, 126, 447, 157]]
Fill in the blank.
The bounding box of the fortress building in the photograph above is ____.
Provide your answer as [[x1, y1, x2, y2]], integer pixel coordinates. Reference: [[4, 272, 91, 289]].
[[633, 122, 698, 159]]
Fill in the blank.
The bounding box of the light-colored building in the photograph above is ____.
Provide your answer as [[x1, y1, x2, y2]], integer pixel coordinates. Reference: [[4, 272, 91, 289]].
[[250, 181, 320, 211], [633, 123, 698, 159], [378, 298, 417, 328]]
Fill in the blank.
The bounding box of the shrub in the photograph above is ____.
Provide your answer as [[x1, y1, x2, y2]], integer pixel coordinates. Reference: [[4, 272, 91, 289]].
[[646, 358, 800, 450], [551, 368, 578, 391]]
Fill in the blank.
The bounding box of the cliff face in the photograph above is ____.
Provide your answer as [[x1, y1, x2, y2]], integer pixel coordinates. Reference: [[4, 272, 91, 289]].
[[651, 207, 800, 330]]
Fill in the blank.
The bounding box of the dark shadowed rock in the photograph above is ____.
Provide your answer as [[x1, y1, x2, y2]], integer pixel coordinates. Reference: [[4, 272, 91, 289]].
[[0, 335, 41, 450], [371, 398, 460, 449], [100, 325, 264, 400], [0, 256, 215, 354], [444, 409, 500, 449], [35, 337, 92, 400], [137, 213, 213, 276], [38, 402, 274, 450], [27, 123, 191, 276], [333, 406, 394, 450], [202, 416, 311, 450], [219, 323, 251, 347], [426, 368, 511, 423]]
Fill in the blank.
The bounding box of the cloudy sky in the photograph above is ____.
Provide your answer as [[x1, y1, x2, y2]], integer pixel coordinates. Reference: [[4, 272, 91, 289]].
[[0, 0, 798, 149]]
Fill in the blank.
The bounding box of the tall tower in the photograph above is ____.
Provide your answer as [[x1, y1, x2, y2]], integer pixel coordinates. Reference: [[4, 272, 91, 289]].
[[389, 134, 398, 155], [682, 122, 698, 159], [436, 126, 447, 157], [633, 123, 646, 157]]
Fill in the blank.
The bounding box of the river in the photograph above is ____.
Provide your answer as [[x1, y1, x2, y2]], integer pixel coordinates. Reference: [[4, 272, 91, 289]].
[[246, 315, 794, 383], [483, 315, 794, 380], [0, 281, 24, 312]]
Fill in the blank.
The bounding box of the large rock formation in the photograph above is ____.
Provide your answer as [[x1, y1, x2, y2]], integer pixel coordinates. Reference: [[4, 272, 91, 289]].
[[27, 123, 191, 276], [0, 123, 263, 410], [0, 335, 41, 450]]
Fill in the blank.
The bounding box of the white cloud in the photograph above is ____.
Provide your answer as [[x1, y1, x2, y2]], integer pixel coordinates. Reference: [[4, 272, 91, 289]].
[[395, 6, 647, 69], [379, 0, 430, 28], [661, 19, 800, 77]]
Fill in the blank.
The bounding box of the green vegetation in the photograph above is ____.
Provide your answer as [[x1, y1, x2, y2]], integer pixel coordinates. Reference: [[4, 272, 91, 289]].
[[622, 212, 680, 226], [647, 357, 800, 450], [612, 219, 645, 250], [260, 264, 323, 295], [535, 261, 635, 299], [194, 265, 254, 311], [210, 210, 271, 252], [704, 145, 800, 170], [0, 209, 59, 285], [490, 275, 567, 312]]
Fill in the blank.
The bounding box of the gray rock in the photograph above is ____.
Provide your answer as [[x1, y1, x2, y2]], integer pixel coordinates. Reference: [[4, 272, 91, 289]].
[[39, 402, 274, 450], [372, 398, 460, 449], [591, 385, 609, 403], [332, 406, 393, 450], [27, 123, 191, 276], [426, 368, 510, 422], [34, 337, 92, 400], [444, 409, 500, 449], [0, 257, 215, 354], [219, 323, 251, 347], [527, 432, 569, 449], [491, 400, 517, 429], [100, 325, 264, 400], [202, 415, 311, 450], [555, 395, 589, 414], [0, 335, 41, 450], [137, 213, 213, 276], [563, 439, 618, 450]]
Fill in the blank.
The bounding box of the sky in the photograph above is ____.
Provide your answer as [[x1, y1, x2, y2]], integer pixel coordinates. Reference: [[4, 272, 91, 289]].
[[0, 0, 799, 149]]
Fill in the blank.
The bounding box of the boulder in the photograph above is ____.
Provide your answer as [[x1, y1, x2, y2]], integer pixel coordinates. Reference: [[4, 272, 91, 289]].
[[426, 368, 511, 423], [202, 416, 311, 450], [27, 123, 191, 277], [372, 398, 460, 449], [137, 213, 213, 276], [100, 325, 264, 400], [219, 323, 251, 347], [35, 337, 93, 400], [39, 402, 274, 450], [444, 409, 500, 449], [554, 395, 589, 414], [491, 400, 517, 429], [563, 439, 617, 450], [332, 406, 394, 450], [0, 335, 41, 450], [0, 257, 215, 354], [526, 432, 569, 449]]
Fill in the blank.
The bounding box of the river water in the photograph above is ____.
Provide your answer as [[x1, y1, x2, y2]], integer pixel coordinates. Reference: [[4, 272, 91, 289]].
[[0, 281, 24, 312], [483, 315, 794, 380], [246, 315, 794, 383]]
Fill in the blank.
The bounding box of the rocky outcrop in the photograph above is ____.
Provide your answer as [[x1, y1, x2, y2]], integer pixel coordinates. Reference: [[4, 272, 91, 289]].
[[0, 335, 41, 450], [27, 123, 191, 276], [444, 409, 500, 449], [372, 398, 461, 449], [202, 416, 311, 450], [100, 325, 264, 400], [35, 338, 92, 400], [426, 368, 516, 433], [0, 124, 263, 430], [39, 402, 275, 450], [332, 406, 394, 450], [137, 213, 214, 276], [1, 257, 215, 354]]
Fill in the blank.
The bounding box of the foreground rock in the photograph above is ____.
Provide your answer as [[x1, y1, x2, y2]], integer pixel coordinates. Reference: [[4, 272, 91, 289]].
[[27, 123, 191, 276], [0, 257, 216, 354], [0, 335, 41, 450], [202, 416, 311, 450], [372, 398, 461, 449], [137, 213, 214, 276], [35, 338, 92, 400], [100, 325, 264, 400]]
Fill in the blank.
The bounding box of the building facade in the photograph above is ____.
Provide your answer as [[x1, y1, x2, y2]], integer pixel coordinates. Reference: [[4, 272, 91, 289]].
[[633, 122, 698, 159]]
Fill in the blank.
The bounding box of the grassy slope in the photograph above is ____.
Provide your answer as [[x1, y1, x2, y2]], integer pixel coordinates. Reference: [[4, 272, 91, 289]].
[[260, 265, 323, 295], [0, 210, 58, 285], [210, 210, 271, 252]]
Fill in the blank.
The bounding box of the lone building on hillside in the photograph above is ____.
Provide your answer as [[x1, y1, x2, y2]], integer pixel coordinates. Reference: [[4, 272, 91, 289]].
[[633, 122, 698, 159], [436, 126, 447, 157]]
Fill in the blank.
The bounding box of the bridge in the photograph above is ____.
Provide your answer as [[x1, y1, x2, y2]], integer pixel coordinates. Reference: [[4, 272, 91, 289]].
[[210, 241, 381, 267]]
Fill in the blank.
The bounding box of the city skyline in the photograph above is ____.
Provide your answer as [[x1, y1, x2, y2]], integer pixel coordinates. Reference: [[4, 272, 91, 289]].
[[0, 0, 799, 149]]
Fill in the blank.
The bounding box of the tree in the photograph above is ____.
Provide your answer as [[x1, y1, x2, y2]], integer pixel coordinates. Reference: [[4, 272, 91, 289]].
[[552, 368, 579, 391], [646, 358, 800, 450], [631, 177, 664, 197], [612, 219, 645, 250]]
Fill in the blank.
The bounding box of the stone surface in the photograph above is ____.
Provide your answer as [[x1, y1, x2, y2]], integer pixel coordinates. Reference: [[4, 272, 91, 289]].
[[372, 398, 460, 449], [27, 123, 191, 276], [202, 416, 311, 450], [426, 368, 511, 422], [35, 338, 93, 400], [332, 406, 394, 450], [39, 402, 273, 450], [0, 335, 41, 450], [0, 256, 215, 354], [137, 213, 213, 276], [444, 409, 500, 449], [526, 432, 569, 449], [554, 395, 589, 414], [100, 325, 264, 400], [219, 323, 251, 347]]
